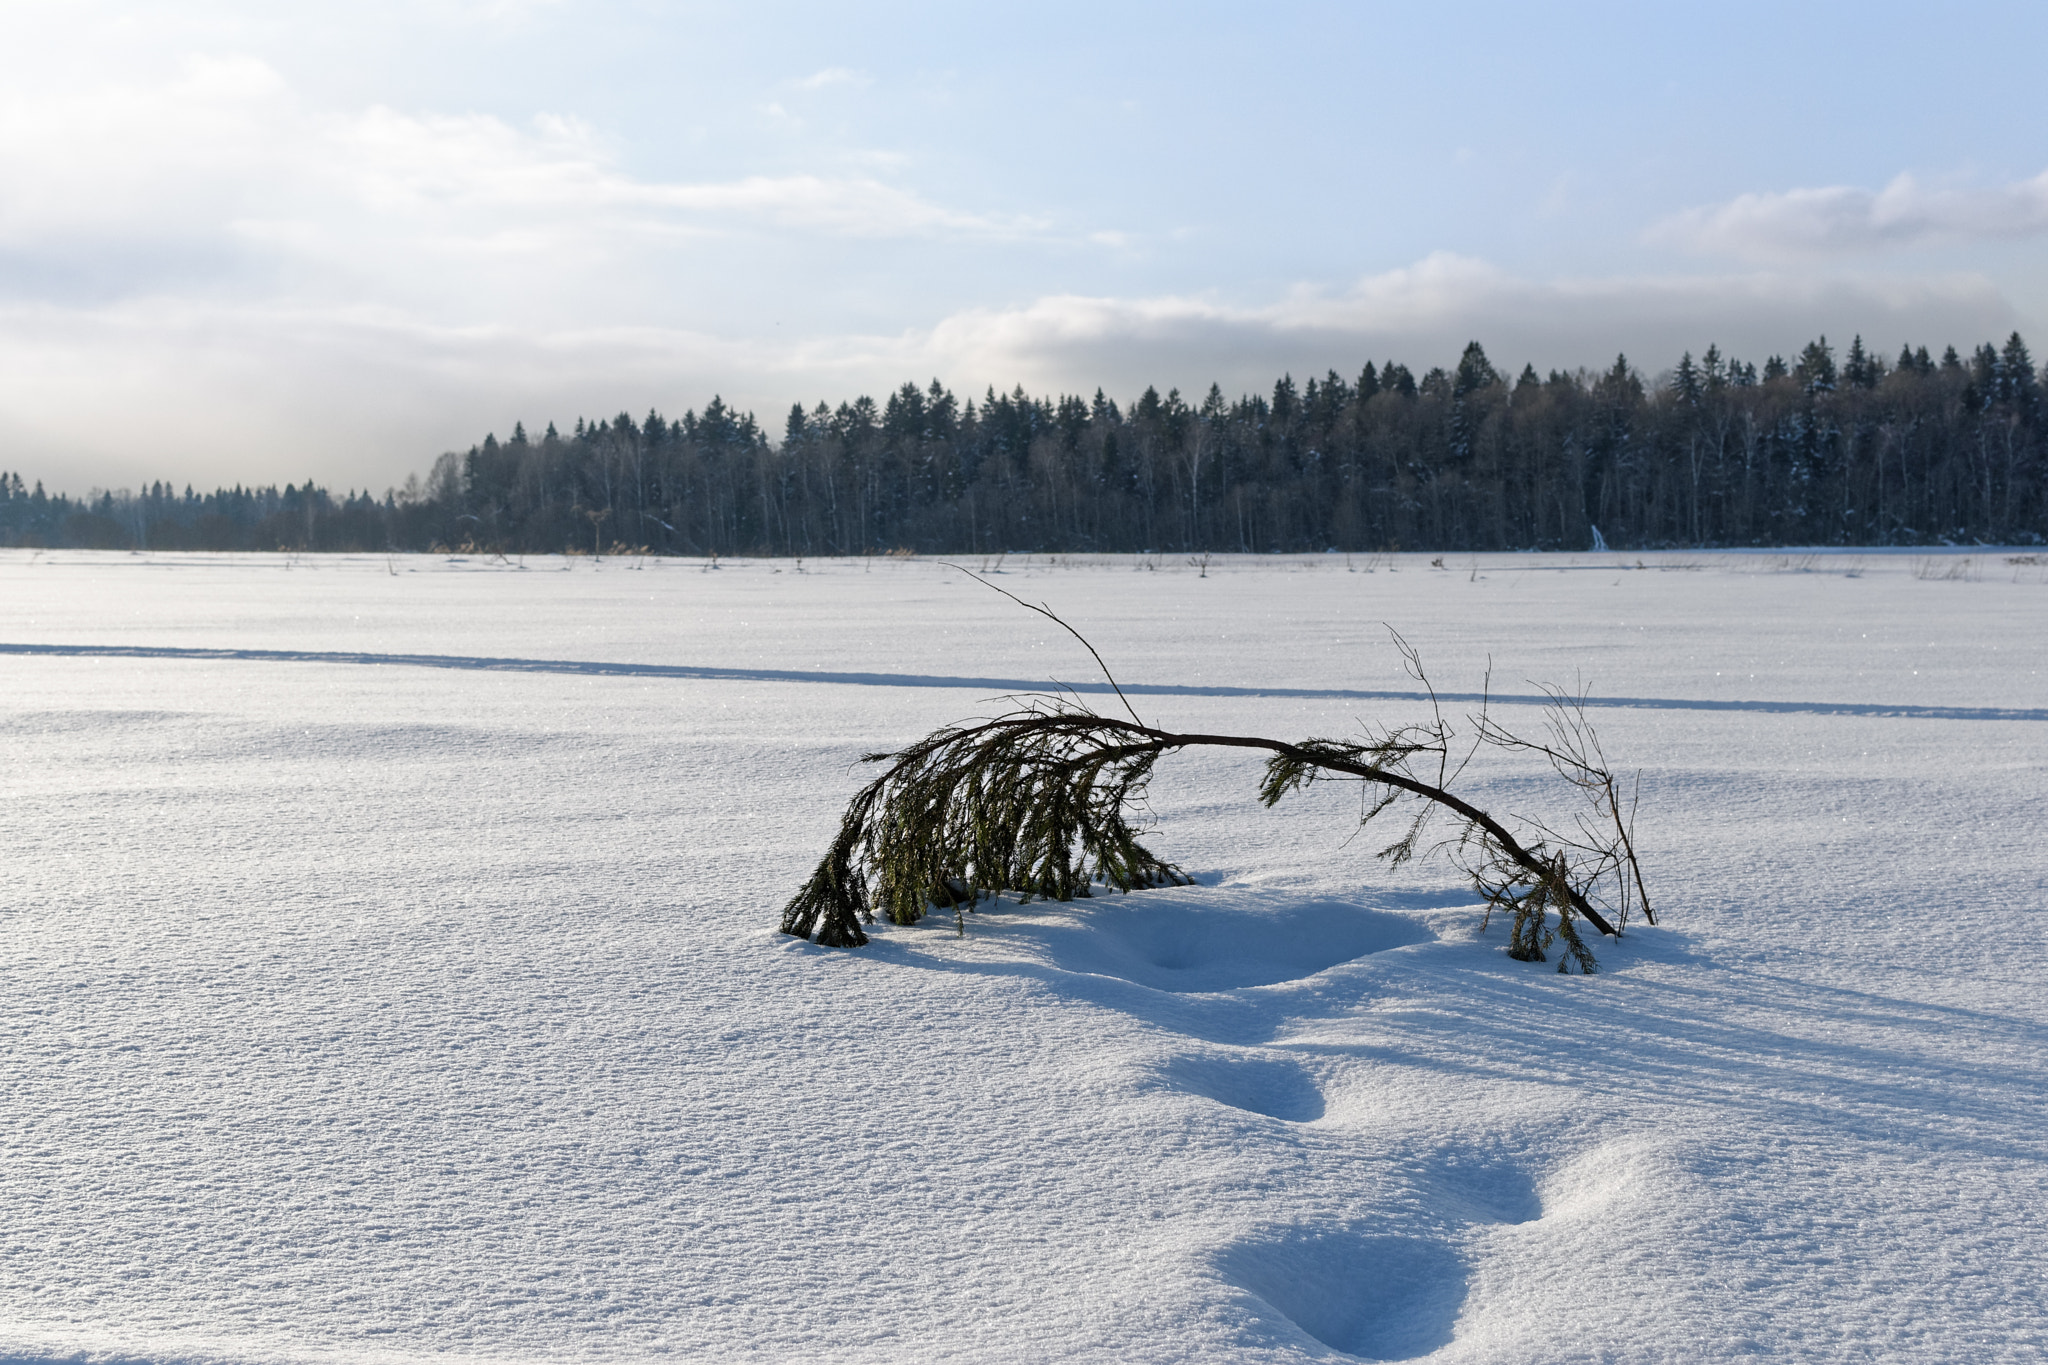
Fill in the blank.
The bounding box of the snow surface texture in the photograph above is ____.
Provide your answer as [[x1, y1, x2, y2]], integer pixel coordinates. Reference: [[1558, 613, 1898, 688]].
[[2, 547, 2043, 1364]]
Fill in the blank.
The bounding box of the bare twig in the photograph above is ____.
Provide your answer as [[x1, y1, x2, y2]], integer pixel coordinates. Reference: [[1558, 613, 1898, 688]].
[[938, 561, 1145, 726]]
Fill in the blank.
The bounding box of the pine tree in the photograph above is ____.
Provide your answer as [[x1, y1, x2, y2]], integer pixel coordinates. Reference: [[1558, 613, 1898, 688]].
[[1453, 341, 1499, 396], [1601, 354, 1641, 400], [2000, 333, 2036, 412], [1795, 337, 1837, 393], [1971, 344, 2001, 409], [1703, 344, 1726, 391], [1844, 335, 1873, 389], [1670, 352, 1702, 404]]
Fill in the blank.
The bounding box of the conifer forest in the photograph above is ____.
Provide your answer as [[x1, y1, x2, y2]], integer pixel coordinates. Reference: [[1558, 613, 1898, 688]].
[[7, 333, 2043, 555]]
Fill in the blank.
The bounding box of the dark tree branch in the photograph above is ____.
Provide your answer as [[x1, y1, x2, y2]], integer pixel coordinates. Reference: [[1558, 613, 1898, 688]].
[[781, 616, 1652, 971]]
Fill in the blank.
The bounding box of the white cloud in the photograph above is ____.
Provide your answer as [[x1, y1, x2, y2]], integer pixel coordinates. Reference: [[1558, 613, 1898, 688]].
[[902, 253, 2020, 395], [1653, 170, 2048, 260], [0, 53, 1043, 309], [328, 107, 1017, 236], [794, 67, 868, 91], [0, 54, 290, 244]]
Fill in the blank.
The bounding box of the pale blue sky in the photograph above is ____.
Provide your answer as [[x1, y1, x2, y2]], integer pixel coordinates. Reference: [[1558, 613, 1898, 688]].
[[6, 0, 2046, 489]]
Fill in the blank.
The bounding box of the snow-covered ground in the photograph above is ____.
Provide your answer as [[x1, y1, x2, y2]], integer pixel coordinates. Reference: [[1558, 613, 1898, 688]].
[[3, 547, 2043, 1364]]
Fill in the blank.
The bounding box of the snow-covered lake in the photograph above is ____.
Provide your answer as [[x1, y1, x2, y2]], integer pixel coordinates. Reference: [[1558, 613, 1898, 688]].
[[4, 547, 2044, 1364]]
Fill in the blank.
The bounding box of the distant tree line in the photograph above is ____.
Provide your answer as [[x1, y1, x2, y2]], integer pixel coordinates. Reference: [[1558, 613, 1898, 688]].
[[5, 333, 2042, 554]]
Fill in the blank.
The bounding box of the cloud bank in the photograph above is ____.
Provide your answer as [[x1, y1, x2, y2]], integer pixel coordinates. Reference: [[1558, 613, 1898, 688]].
[[2, 252, 2017, 496], [0, 52, 1040, 315], [1654, 170, 2048, 260]]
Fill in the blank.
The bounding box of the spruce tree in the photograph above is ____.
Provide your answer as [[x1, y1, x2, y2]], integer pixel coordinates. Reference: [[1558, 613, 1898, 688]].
[[1795, 337, 1837, 393], [1453, 341, 1499, 396], [1845, 335, 1872, 388], [1670, 352, 1701, 404]]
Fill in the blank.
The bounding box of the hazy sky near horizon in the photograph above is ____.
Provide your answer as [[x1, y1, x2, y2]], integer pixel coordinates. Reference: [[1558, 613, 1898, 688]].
[[6, 0, 2047, 492]]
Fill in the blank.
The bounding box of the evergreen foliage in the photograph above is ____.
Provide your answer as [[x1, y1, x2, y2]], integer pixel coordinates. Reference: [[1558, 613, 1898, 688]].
[[7, 331, 2045, 553], [782, 616, 1652, 973]]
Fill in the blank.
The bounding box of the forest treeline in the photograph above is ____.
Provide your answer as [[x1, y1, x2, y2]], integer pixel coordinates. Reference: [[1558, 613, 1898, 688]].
[[5, 333, 2043, 555]]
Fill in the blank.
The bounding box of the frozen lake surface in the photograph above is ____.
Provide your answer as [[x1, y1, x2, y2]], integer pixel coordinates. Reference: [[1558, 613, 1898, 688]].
[[3, 548, 2044, 1364]]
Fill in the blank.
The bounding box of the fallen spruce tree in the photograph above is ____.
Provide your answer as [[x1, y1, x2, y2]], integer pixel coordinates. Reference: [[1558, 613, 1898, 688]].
[[781, 588, 1653, 972]]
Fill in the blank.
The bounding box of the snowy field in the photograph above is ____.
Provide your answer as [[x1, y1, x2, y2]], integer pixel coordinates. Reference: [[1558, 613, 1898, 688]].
[[3, 546, 2044, 1365]]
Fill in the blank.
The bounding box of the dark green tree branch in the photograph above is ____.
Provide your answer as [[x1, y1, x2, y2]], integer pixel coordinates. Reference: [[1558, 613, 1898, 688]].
[[781, 647, 1654, 971]]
